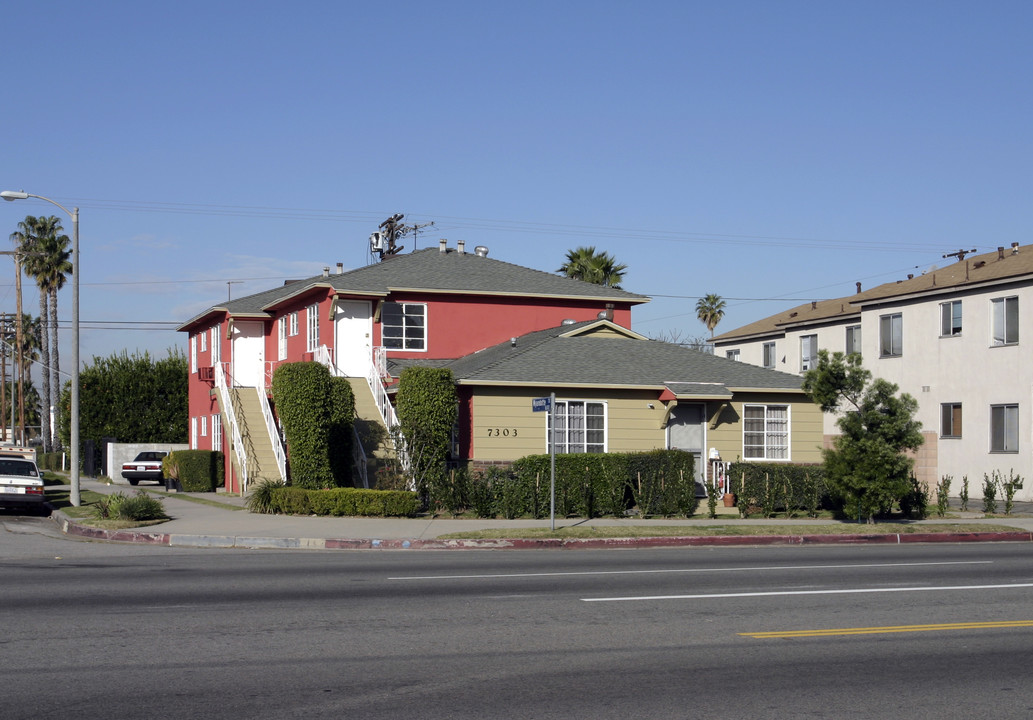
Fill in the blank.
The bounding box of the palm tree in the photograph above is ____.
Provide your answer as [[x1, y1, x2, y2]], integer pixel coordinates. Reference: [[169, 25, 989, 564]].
[[557, 246, 628, 288], [695, 293, 726, 338], [37, 230, 72, 452], [11, 215, 67, 452]]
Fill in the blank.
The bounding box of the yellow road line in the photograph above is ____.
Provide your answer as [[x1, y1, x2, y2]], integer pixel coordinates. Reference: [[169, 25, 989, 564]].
[[741, 620, 1033, 638]]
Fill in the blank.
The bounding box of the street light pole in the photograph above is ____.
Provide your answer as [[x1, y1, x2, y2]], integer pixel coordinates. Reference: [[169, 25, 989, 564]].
[[1, 190, 81, 506]]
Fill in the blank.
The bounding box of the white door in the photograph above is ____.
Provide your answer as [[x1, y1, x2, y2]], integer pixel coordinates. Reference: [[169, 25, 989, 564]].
[[667, 403, 707, 495], [335, 300, 372, 377], [231, 321, 265, 387]]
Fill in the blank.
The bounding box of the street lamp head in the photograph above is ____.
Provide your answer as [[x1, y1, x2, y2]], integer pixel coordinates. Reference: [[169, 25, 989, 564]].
[[1, 191, 30, 201]]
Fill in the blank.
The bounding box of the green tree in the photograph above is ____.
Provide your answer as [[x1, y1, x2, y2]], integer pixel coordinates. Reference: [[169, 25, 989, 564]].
[[695, 293, 726, 338], [59, 350, 188, 457], [11, 215, 68, 451], [557, 246, 628, 288], [803, 350, 924, 522], [394, 367, 458, 496], [271, 362, 336, 489]]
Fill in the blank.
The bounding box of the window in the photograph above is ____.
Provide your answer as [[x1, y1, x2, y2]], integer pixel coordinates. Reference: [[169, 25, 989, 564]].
[[288, 311, 299, 337], [191, 417, 197, 449], [382, 302, 427, 350], [212, 414, 222, 453], [278, 317, 287, 360], [941, 403, 962, 438], [190, 336, 197, 373], [762, 342, 776, 369], [845, 325, 861, 355], [880, 313, 902, 357], [991, 296, 1018, 346], [211, 325, 220, 363], [200, 329, 207, 352], [743, 404, 789, 460], [306, 304, 319, 352], [200, 415, 208, 437], [990, 404, 1019, 453], [548, 400, 606, 453], [940, 301, 962, 337], [800, 335, 817, 371], [726, 349, 740, 362]]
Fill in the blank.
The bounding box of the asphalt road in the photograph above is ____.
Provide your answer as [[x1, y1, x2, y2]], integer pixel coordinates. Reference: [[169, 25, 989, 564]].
[[3, 516, 1033, 719]]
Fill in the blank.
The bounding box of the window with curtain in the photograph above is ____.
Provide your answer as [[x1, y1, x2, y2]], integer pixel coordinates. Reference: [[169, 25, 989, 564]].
[[743, 404, 789, 460], [548, 401, 606, 453]]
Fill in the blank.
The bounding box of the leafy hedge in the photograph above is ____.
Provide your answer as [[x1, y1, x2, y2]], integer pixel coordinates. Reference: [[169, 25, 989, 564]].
[[394, 367, 458, 496], [164, 450, 224, 492], [272, 362, 354, 489], [254, 486, 418, 517], [726, 462, 828, 518], [429, 450, 698, 519]]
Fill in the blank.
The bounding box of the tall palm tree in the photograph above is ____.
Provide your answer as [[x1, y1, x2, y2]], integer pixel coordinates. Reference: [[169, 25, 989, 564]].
[[37, 230, 72, 451], [11, 215, 66, 452], [557, 246, 628, 289], [695, 293, 726, 338]]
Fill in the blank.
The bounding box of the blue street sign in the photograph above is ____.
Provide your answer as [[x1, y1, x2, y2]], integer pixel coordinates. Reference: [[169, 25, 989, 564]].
[[532, 397, 551, 412]]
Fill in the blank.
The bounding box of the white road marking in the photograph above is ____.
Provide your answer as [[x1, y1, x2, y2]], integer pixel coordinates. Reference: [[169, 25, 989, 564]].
[[582, 582, 1033, 602], [389, 560, 991, 581]]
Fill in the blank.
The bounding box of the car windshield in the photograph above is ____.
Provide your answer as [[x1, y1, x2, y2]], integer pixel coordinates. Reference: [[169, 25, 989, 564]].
[[0, 459, 38, 477], [135, 452, 166, 461]]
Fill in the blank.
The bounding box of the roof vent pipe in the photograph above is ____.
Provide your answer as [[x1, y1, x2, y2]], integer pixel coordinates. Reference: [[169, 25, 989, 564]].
[[474, 245, 489, 257], [439, 238, 447, 253], [998, 246, 1005, 260], [907, 273, 914, 280], [322, 266, 330, 277], [1012, 242, 1020, 255], [856, 282, 862, 294], [811, 301, 817, 310], [336, 263, 343, 274], [457, 239, 466, 255]]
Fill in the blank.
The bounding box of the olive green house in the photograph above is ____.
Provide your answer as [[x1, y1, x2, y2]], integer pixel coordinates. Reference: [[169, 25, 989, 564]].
[[414, 319, 823, 490]]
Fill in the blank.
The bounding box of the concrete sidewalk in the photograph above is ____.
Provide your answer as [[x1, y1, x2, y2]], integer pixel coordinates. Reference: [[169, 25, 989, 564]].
[[48, 476, 1033, 550]]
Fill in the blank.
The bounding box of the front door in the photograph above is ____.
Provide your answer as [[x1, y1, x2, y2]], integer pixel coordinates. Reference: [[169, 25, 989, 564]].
[[335, 300, 372, 377], [230, 321, 265, 387], [667, 403, 707, 496]]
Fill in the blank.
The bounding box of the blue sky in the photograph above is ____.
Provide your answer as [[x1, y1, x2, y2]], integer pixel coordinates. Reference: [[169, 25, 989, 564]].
[[2, 1, 1030, 372]]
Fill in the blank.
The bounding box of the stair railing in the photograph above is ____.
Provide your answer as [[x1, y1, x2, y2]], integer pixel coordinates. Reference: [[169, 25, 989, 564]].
[[215, 362, 252, 494], [255, 387, 287, 483]]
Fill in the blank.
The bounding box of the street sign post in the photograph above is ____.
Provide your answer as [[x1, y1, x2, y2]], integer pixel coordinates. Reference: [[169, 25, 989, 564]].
[[532, 394, 557, 529]]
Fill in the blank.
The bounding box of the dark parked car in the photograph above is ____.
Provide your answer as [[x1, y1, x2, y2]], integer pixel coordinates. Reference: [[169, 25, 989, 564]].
[[121, 451, 168, 485]]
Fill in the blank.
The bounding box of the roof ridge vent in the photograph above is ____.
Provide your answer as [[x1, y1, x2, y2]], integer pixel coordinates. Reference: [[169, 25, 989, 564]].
[[474, 245, 489, 257]]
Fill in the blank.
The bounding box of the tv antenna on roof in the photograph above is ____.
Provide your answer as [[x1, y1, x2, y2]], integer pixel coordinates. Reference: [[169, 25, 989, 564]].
[[943, 248, 977, 262], [372, 214, 435, 259]]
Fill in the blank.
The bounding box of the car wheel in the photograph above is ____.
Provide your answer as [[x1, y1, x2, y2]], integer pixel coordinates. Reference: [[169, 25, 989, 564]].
[[128, 479, 139, 486]]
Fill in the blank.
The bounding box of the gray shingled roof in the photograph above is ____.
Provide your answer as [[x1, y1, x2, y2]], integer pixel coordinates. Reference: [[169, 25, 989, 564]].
[[179, 247, 649, 330], [443, 322, 805, 392]]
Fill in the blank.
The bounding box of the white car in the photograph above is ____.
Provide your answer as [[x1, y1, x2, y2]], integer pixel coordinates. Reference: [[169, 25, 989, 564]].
[[121, 451, 168, 485], [0, 453, 46, 511]]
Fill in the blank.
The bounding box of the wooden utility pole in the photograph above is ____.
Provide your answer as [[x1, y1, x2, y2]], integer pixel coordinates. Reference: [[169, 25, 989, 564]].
[[14, 253, 24, 446], [0, 313, 7, 442]]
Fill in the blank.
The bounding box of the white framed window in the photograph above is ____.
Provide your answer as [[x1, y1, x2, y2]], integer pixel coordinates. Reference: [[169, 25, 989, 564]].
[[200, 415, 208, 437], [547, 400, 606, 454], [190, 336, 197, 373], [880, 313, 902, 357], [289, 311, 299, 337], [382, 302, 427, 351], [306, 304, 319, 352], [200, 329, 207, 352], [212, 414, 222, 453], [212, 324, 221, 363], [762, 342, 776, 369], [941, 403, 962, 438], [743, 404, 789, 460], [278, 317, 287, 360], [845, 325, 861, 355], [990, 404, 1018, 453], [191, 417, 198, 449], [726, 349, 740, 362], [991, 296, 1018, 346], [940, 301, 962, 337], [800, 335, 817, 371]]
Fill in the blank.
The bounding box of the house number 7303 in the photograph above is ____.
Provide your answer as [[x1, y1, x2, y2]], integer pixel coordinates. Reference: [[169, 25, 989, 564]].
[[487, 428, 518, 437]]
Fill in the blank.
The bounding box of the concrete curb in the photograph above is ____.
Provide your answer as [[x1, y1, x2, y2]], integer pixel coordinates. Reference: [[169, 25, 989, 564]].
[[54, 515, 1033, 550]]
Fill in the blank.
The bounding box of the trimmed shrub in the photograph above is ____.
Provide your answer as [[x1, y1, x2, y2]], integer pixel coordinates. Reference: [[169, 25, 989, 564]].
[[164, 450, 223, 492], [271, 362, 336, 489], [726, 462, 829, 518], [254, 486, 419, 517], [394, 367, 458, 498], [328, 376, 356, 487], [94, 490, 168, 521]]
